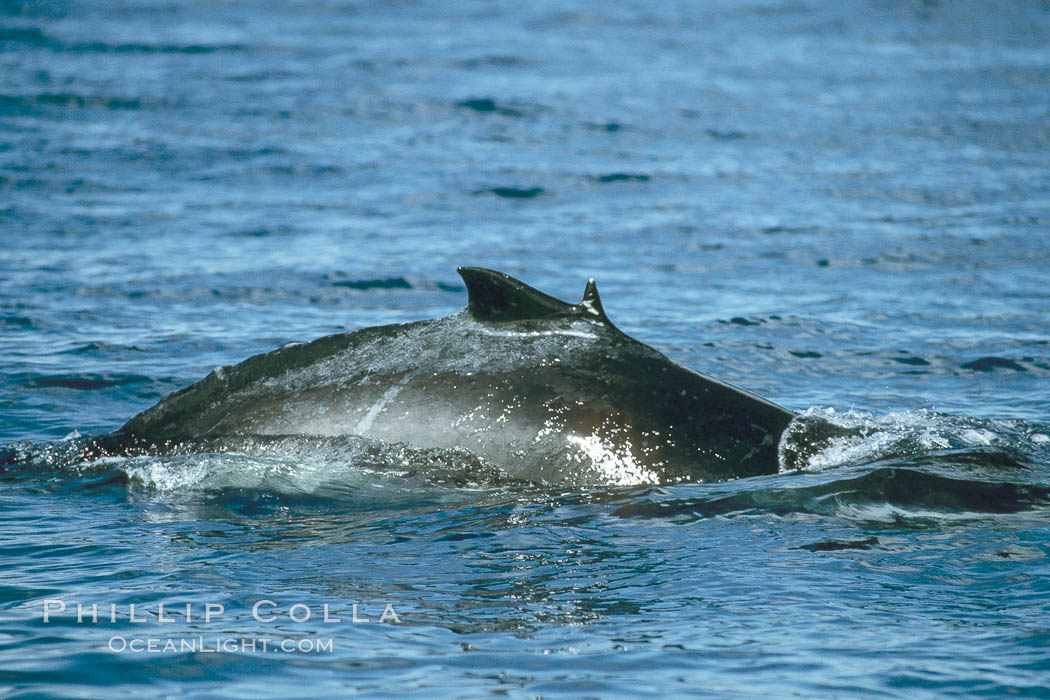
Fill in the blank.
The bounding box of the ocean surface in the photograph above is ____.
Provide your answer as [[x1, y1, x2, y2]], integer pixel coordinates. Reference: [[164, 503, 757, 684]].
[[3, 0, 1050, 696]]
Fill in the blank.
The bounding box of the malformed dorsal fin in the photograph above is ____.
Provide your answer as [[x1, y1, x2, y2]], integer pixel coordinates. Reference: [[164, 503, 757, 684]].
[[458, 267, 574, 321], [457, 267, 615, 325], [580, 278, 610, 323]]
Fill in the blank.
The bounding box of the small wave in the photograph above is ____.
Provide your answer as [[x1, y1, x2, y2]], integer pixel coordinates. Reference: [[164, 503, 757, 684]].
[[961, 356, 1027, 372], [613, 465, 1050, 525], [585, 121, 625, 132], [455, 55, 528, 70], [330, 277, 412, 290], [69, 41, 245, 54], [323, 273, 463, 293], [482, 186, 545, 199], [456, 98, 525, 117], [59, 341, 148, 355], [1, 316, 38, 329], [592, 173, 650, 183], [436, 282, 465, 293], [27, 374, 149, 390], [0, 27, 243, 54], [796, 537, 880, 552], [705, 129, 747, 140], [779, 408, 1050, 474], [0, 27, 48, 44], [5, 407, 1047, 520], [2, 437, 533, 521], [0, 93, 143, 113], [3, 434, 519, 499], [892, 355, 931, 366]]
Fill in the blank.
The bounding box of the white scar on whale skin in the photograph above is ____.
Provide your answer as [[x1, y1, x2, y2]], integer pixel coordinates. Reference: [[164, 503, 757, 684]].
[[476, 328, 598, 340], [355, 372, 417, 434]]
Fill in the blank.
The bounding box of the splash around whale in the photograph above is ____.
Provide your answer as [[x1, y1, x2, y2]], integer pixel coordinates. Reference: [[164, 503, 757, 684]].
[[91, 268, 813, 485]]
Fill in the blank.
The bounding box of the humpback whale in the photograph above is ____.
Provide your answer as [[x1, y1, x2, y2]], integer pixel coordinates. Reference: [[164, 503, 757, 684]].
[[95, 268, 798, 484]]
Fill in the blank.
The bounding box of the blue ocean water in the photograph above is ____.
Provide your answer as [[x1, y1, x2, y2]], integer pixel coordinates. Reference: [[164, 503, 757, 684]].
[[3, 0, 1050, 696]]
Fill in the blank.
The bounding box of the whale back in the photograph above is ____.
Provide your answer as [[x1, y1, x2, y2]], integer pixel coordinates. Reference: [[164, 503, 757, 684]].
[[105, 268, 795, 484]]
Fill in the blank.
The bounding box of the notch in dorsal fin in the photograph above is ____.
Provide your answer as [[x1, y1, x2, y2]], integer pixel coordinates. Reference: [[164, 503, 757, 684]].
[[458, 267, 574, 321], [579, 278, 611, 323]]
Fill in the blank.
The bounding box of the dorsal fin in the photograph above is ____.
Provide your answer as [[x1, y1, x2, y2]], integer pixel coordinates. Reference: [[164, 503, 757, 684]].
[[458, 267, 574, 321], [579, 278, 610, 323]]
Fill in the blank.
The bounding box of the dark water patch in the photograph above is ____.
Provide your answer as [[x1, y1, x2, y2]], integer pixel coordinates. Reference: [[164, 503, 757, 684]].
[[456, 98, 524, 118], [592, 173, 650, 183], [817, 463, 1050, 517], [120, 284, 310, 304], [893, 356, 931, 366], [614, 462, 1050, 524], [705, 129, 746, 140], [224, 69, 298, 82], [0, 93, 143, 113], [455, 55, 527, 69], [435, 531, 496, 542], [65, 468, 131, 495], [2, 315, 37, 329], [60, 341, 148, 355], [228, 147, 289, 161], [0, 26, 47, 43], [790, 350, 822, 358], [760, 225, 810, 234], [962, 357, 1027, 372], [902, 446, 1033, 471], [331, 277, 412, 290], [28, 374, 149, 390], [584, 121, 624, 132], [0, 446, 21, 468], [68, 41, 245, 54], [266, 165, 346, 178], [723, 316, 762, 326], [0, 449, 131, 498], [437, 282, 465, 293], [484, 186, 544, 199], [0, 25, 244, 54], [194, 487, 353, 517], [0, 174, 45, 189], [797, 536, 880, 552]]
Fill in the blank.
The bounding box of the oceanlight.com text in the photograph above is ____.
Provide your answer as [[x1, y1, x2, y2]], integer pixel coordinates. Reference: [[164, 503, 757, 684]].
[[108, 636, 335, 654]]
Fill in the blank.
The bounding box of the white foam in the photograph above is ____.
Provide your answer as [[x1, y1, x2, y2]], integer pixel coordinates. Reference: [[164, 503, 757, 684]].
[[781, 407, 1025, 472], [566, 433, 659, 485], [960, 429, 997, 446]]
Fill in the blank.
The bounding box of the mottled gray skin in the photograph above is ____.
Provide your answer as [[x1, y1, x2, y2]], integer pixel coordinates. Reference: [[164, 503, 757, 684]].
[[99, 268, 796, 484]]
